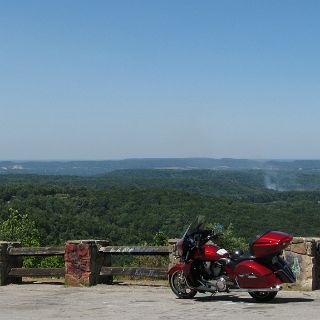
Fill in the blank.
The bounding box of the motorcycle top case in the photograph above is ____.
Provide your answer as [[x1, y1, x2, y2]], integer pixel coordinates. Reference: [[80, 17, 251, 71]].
[[250, 231, 292, 258]]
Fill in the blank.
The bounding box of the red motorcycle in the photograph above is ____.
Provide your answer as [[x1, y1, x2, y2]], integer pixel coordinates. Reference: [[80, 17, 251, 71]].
[[168, 216, 295, 302]]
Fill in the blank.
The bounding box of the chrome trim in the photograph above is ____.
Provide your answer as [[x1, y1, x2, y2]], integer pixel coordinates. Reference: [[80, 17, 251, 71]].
[[238, 273, 258, 279], [192, 284, 282, 293], [229, 285, 282, 292]]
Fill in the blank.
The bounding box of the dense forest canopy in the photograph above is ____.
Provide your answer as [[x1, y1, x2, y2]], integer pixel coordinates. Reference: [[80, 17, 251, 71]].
[[0, 169, 320, 246]]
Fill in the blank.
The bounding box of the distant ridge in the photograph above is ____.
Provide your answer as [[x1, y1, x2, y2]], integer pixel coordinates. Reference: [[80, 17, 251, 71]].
[[1, 158, 320, 176]]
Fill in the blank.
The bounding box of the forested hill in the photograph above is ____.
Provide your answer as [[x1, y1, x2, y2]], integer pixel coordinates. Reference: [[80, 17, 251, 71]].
[[2, 168, 320, 196], [0, 170, 320, 246], [2, 158, 320, 176], [0, 169, 268, 199], [0, 159, 262, 175]]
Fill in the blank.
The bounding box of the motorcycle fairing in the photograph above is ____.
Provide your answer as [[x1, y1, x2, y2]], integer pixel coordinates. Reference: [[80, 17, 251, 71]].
[[193, 244, 224, 261], [167, 263, 183, 275], [235, 260, 282, 289], [167, 262, 193, 276]]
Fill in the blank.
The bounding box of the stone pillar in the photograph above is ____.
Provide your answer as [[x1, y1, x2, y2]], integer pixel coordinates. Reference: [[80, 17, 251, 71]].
[[284, 237, 320, 290], [168, 239, 180, 270], [0, 242, 22, 286], [64, 240, 111, 287]]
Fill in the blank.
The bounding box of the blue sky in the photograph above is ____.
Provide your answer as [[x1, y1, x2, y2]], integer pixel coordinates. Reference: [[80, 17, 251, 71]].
[[1, 0, 319, 160]]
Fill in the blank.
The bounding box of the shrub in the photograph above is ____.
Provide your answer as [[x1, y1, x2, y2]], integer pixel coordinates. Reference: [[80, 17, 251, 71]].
[[0, 208, 64, 268], [209, 222, 249, 252]]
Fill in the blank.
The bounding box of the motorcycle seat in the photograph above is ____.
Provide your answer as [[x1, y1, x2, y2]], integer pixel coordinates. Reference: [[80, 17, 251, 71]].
[[230, 252, 256, 262]]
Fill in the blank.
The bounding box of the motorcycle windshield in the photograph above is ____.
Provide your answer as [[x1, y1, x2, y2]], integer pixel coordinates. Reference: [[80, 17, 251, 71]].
[[182, 215, 206, 239]]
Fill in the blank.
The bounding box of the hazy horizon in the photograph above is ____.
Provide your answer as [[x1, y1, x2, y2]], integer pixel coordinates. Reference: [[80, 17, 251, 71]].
[[1, 157, 320, 162], [1, 1, 319, 160]]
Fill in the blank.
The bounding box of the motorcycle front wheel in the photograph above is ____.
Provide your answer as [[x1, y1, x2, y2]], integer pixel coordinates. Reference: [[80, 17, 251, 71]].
[[169, 270, 197, 299], [249, 291, 277, 302]]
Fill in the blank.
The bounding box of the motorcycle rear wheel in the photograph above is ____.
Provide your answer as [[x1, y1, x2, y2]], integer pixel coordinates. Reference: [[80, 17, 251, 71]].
[[249, 291, 277, 302], [169, 270, 197, 299]]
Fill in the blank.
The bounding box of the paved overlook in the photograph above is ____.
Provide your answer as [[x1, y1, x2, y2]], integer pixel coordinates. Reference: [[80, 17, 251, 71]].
[[0, 284, 319, 320]]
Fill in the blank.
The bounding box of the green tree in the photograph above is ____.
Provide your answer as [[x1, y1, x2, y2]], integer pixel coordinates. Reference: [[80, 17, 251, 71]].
[[0, 208, 64, 268], [0, 208, 41, 267], [0, 208, 40, 247], [152, 231, 168, 246], [208, 223, 249, 252]]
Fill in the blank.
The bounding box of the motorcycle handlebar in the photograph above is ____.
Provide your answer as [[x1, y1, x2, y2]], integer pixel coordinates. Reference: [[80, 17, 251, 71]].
[[185, 230, 220, 249], [198, 230, 218, 246], [182, 230, 221, 261]]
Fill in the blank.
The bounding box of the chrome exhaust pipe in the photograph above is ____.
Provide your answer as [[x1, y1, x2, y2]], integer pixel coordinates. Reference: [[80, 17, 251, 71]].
[[192, 285, 282, 293], [229, 285, 282, 292]]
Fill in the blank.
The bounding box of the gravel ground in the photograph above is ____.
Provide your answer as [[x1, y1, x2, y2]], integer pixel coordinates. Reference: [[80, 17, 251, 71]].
[[0, 283, 319, 320]]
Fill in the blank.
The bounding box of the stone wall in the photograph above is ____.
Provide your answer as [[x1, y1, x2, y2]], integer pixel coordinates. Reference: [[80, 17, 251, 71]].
[[1, 237, 319, 290], [284, 237, 320, 291], [168, 239, 179, 269]]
